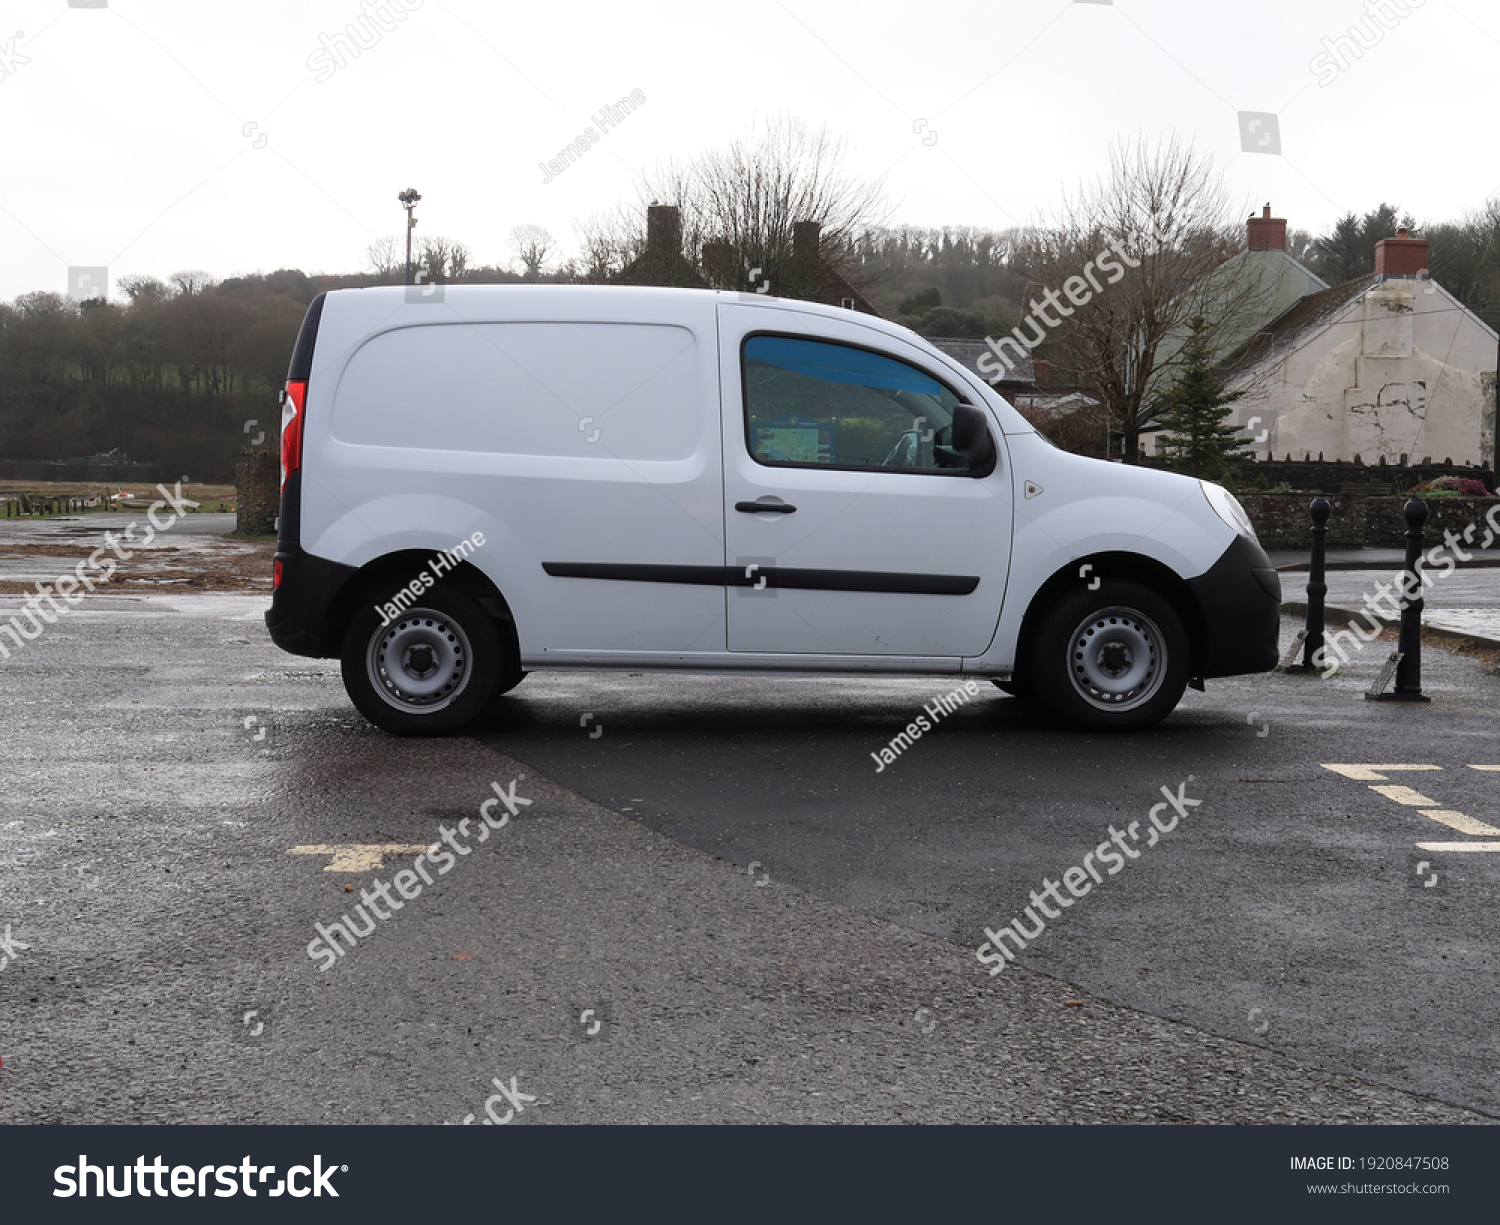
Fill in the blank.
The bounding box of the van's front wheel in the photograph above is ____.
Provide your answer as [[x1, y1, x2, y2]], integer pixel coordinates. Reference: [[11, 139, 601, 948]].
[[1035, 582, 1189, 731], [341, 587, 503, 735]]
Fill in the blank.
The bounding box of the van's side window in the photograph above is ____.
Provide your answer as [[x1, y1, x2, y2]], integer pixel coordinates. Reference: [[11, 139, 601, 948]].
[[742, 335, 972, 473]]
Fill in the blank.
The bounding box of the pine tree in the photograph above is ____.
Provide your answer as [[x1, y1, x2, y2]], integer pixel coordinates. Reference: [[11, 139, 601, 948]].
[[1312, 213, 1365, 284], [1155, 316, 1249, 483]]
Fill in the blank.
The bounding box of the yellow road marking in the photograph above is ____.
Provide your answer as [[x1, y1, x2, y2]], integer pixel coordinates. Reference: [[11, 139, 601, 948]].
[[288, 844, 434, 872], [1416, 842, 1500, 852], [1369, 785, 1441, 807], [1323, 765, 1500, 849], [1418, 810, 1500, 836], [1321, 764, 1442, 781]]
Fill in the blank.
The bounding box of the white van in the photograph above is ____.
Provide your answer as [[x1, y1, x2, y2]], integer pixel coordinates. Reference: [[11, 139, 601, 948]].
[[266, 285, 1280, 734]]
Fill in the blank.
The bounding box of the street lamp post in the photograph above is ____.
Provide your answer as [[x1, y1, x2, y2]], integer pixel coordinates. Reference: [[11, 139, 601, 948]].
[[398, 188, 421, 285]]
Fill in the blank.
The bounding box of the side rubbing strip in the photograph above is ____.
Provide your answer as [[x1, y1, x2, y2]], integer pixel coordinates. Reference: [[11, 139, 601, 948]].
[[543, 562, 727, 586], [542, 562, 978, 596]]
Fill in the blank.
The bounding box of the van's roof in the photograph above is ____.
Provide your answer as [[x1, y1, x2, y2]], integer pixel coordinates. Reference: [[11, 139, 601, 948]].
[[321, 281, 939, 367], [331, 282, 884, 324], [315, 284, 1030, 432]]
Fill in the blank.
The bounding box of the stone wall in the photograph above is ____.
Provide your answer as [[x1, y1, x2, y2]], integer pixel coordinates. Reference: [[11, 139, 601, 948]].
[[1241, 458, 1494, 496], [1242, 493, 1500, 551], [235, 449, 279, 536], [1239, 494, 1365, 549], [1362, 497, 1500, 548], [1139, 457, 1496, 494]]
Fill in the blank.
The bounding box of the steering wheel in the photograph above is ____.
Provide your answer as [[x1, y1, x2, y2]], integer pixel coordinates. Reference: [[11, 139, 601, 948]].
[[881, 430, 922, 467]]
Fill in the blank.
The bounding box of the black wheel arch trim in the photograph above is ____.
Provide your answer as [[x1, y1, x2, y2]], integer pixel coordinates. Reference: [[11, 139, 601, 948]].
[[1185, 534, 1281, 678], [266, 543, 357, 657], [267, 547, 522, 671], [1016, 540, 1279, 684]]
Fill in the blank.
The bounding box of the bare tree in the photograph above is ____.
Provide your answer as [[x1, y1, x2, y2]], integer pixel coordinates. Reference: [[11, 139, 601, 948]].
[[168, 288, 244, 395], [1017, 397, 1111, 458], [640, 113, 889, 296], [508, 224, 555, 280], [1425, 197, 1500, 326], [417, 236, 472, 283], [365, 236, 402, 281], [446, 240, 470, 280], [168, 270, 214, 297], [1024, 137, 1257, 463], [118, 274, 170, 306], [573, 208, 645, 282], [1286, 228, 1316, 263]]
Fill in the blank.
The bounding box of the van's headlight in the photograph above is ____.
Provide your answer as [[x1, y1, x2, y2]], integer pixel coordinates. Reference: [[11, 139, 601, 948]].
[[1200, 481, 1258, 542]]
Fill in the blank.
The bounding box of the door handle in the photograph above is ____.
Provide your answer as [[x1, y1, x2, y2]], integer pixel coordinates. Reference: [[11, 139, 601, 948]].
[[735, 499, 797, 514]]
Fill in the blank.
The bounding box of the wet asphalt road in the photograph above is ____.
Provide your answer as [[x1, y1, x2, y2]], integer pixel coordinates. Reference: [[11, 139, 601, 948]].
[[483, 651, 1500, 1116], [0, 590, 1495, 1125]]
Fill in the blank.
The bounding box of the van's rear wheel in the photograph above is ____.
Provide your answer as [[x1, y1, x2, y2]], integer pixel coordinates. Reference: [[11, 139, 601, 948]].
[[1034, 581, 1189, 731], [341, 586, 503, 735]]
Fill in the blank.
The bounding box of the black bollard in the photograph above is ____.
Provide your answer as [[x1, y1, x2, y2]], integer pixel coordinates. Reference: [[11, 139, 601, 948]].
[[1369, 498, 1430, 704], [1282, 497, 1331, 673], [1299, 497, 1330, 670]]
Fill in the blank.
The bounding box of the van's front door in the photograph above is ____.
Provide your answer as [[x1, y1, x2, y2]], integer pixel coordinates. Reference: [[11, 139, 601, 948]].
[[718, 305, 1011, 658]]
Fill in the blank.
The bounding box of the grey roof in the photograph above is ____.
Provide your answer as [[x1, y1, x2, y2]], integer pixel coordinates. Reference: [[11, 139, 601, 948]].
[[1221, 274, 1379, 376], [927, 337, 1035, 386]]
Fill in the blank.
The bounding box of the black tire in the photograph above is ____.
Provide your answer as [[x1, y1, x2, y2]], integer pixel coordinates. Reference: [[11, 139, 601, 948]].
[[1032, 581, 1190, 731], [340, 585, 504, 735]]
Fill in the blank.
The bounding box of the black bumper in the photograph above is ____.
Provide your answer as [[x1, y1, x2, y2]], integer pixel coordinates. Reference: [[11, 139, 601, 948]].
[[1186, 535, 1281, 678], [265, 545, 358, 658]]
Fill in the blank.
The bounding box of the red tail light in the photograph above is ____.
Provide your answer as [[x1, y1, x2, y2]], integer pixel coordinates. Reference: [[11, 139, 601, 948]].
[[273, 558, 284, 589], [280, 379, 307, 492]]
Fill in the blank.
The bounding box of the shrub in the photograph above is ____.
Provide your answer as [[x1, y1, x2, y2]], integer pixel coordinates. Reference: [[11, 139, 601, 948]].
[[1408, 476, 1491, 498]]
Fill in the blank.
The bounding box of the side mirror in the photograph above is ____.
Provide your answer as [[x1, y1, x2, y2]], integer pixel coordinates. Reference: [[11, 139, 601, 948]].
[[951, 402, 996, 477]]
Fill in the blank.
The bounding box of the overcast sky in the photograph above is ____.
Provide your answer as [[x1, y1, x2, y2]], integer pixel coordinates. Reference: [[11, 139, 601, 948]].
[[3, 0, 1494, 303]]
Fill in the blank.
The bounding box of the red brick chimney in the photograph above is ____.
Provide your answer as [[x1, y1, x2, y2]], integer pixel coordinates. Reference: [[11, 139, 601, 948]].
[[1247, 203, 1287, 252], [1374, 228, 1430, 279]]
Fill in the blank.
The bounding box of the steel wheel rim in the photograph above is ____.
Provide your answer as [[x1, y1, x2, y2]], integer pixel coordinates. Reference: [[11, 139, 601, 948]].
[[1066, 606, 1166, 713], [367, 607, 471, 714]]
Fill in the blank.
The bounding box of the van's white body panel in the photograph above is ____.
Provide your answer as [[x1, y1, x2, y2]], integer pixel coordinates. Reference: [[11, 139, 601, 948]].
[[306, 289, 727, 657], [285, 284, 1259, 682]]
